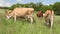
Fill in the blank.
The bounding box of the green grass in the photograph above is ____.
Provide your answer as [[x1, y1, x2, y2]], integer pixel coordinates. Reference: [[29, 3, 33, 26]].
[[0, 9, 60, 34]]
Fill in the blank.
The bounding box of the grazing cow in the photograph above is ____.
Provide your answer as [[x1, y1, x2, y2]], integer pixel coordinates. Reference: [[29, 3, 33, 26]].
[[36, 11, 43, 17], [5, 8, 34, 24], [36, 10, 54, 28], [44, 10, 54, 28]]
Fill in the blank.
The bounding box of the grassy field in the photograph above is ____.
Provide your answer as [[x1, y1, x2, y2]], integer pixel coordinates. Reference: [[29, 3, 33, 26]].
[[0, 9, 60, 34]]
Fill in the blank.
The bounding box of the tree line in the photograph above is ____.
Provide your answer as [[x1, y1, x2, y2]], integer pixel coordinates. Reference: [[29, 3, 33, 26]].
[[1, 2, 60, 15]]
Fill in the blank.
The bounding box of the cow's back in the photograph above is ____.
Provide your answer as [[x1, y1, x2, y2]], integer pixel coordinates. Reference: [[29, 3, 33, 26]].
[[44, 10, 52, 18], [12, 8, 34, 16]]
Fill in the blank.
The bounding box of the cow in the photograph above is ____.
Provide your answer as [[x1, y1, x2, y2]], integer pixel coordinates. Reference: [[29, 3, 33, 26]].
[[43, 10, 54, 28], [36, 10, 54, 28], [5, 8, 34, 24]]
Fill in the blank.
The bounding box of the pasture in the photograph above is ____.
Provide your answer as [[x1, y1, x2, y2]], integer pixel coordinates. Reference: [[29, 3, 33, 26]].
[[0, 9, 60, 34]]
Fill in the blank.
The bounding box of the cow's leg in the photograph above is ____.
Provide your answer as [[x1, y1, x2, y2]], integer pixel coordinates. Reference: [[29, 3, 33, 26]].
[[49, 19, 51, 27], [13, 15, 16, 23], [28, 15, 33, 24], [30, 16, 33, 24], [45, 18, 49, 26], [50, 16, 53, 28]]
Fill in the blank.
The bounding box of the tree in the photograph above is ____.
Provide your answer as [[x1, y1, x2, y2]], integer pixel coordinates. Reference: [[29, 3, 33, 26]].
[[53, 2, 60, 14], [9, 3, 22, 10], [35, 2, 43, 11], [40, 5, 53, 13]]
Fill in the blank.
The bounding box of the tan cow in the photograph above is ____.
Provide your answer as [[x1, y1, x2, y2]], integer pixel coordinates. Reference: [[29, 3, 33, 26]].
[[44, 10, 54, 28], [37, 10, 54, 28], [5, 8, 34, 24]]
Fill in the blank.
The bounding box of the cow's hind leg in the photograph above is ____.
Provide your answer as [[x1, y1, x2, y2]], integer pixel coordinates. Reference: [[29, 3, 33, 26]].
[[28, 15, 33, 24], [33, 17, 36, 23], [30, 16, 33, 24], [50, 16, 53, 28]]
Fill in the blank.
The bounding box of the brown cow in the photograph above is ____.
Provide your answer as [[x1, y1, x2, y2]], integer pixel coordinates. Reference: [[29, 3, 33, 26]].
[[5, 8, 34, 24], [36, 10, 54, 28], [43, 10, 54, 27], [44, 10, 54, 28]]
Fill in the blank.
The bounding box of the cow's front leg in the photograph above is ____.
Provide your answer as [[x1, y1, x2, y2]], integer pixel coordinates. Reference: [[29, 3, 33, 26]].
[[13, 15, 16, 23], [45, 18, 49, 26]]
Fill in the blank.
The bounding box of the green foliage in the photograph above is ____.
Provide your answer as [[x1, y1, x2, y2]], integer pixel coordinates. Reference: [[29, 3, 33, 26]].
[[9, 2, 43, 11], [8, 3, 21, 10], [53, 2, 60, 14], [6, 2, 60, 14], [34, 2, 43, 11], [41, 5, 53, 13]]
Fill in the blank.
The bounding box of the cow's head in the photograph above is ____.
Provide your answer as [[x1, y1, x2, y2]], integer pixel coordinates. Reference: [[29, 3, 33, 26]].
[[37, 11, 43, 17], [5, 10, 12, 20]]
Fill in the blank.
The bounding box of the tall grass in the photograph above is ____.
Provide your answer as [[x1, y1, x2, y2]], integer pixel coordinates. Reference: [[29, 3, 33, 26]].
[[0, 9, 60, 34]]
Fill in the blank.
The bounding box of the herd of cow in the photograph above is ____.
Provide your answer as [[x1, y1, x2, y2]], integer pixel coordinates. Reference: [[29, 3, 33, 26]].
[[5, 8, 54, 28]]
